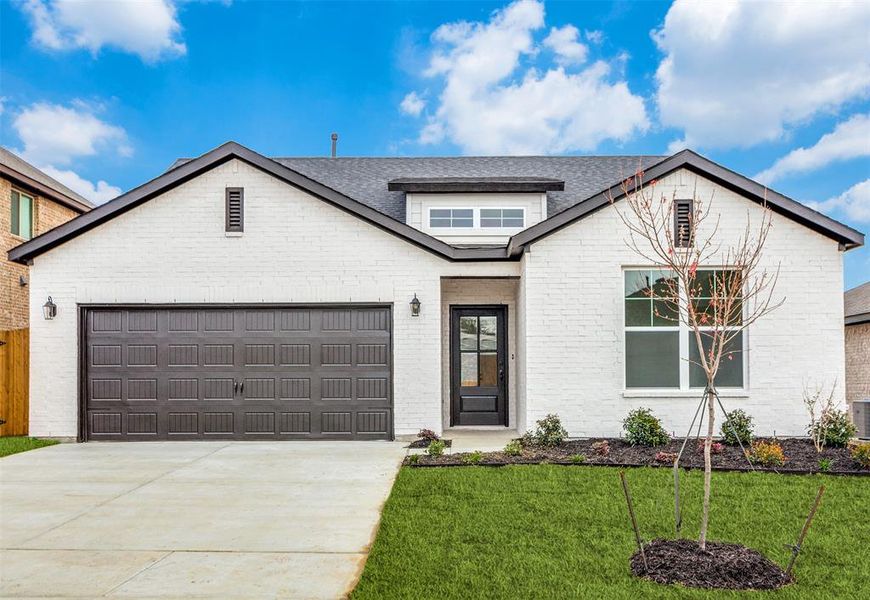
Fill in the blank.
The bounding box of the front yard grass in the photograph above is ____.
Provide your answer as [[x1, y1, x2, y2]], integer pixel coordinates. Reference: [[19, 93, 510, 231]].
[[0, 436, 59, 458], [352, 466, 869, 599]]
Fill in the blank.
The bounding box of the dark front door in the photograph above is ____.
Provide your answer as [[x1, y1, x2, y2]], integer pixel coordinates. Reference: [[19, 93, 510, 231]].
[[450, 306, 507, 426]]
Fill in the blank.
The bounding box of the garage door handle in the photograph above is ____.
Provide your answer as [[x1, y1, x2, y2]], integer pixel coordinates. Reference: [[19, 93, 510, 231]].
[[239, 381, 244, 394], [233, 380, 239, 393]]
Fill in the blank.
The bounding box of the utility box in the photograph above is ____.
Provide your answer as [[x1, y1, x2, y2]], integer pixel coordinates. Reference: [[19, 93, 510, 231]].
[[853, 399, 870, 440]]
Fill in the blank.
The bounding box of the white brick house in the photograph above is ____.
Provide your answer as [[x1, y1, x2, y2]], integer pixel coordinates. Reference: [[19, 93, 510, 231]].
[[8, 142, 863, 441]]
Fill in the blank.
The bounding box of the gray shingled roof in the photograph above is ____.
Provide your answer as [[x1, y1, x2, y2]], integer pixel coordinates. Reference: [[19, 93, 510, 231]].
[[273, 156, 664, 221], [845, 282, 870, 319], [0, 147, 93, 208]]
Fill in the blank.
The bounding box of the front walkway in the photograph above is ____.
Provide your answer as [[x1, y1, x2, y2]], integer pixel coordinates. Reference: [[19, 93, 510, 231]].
[[0, 441, 406, 599]]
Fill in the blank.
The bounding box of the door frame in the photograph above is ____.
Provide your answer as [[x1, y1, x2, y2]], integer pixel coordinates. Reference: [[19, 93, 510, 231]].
[[77, 302, 395, 442], [449, 304, 509, 427]]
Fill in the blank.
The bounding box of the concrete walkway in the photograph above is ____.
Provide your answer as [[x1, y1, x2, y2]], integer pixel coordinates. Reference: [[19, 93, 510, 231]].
[[0, 441, 406, 599]]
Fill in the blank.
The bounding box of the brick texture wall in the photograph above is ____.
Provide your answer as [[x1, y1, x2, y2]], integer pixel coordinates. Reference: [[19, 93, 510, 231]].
[[845, 323, 870, 405], [521, 168, 848, 437], [1, 177, 79, 330]]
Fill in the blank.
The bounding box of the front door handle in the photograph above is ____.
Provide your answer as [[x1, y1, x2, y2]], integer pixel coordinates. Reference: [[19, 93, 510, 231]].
[[498, 367, 505, 380]]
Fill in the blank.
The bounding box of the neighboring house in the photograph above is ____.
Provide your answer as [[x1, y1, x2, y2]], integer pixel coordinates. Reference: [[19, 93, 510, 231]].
[[2, 148, 93, 329], [844, 282, 870, 415], [7, 142, 864, 441]]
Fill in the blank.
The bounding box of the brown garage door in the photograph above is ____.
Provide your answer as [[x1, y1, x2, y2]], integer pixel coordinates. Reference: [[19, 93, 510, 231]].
[[82, 305, 392, 440]]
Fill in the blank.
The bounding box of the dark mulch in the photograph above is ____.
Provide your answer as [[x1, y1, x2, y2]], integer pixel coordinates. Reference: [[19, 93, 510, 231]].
[[631, 538, 791, 590], [407, 437, 868, 474], [407, 438, 452, 449]]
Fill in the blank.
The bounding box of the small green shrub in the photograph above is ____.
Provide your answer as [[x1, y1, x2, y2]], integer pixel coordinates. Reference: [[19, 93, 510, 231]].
[[817, 458, 833, 473], [849, 442, 870, 469], [749, 440, 785, 467], [622, 408, 670, 446], [462, 451, 483, 465], [525, 414, 568, 447], [721, 409, 754, 446], [407, 453, 420, 465], [569, 454, 586, 464], [426, 439, 446, 457], [504, 439, 523, 456], [810, 409, 857, 448]]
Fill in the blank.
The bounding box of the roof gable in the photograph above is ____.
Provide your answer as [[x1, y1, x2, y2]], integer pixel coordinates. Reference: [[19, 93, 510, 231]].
[[0, 147, 93, 213]]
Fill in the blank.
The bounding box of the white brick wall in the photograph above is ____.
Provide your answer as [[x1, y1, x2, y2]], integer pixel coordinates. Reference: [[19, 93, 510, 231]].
[[520, 168, 847, 437], [27, 159, 519, 437], [28, 161, 849, 439]]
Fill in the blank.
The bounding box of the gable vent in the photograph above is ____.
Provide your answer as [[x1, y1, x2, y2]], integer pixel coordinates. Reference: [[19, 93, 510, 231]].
[[674, 199, 693, 247], [225, 187, 244, 232]]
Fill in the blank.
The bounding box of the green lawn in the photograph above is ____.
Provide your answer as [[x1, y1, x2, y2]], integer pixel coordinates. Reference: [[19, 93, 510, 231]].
[[352, 466, 869, 599], [0, 436, 59, 458]]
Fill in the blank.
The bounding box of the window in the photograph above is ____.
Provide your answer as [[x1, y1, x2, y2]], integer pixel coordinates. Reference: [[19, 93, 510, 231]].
[[10, 190, 34, 240], [624, 269, 744, 390], [225, 187, 244, 232], [480, 208, 524, 228], [429, 208, 473, 228]]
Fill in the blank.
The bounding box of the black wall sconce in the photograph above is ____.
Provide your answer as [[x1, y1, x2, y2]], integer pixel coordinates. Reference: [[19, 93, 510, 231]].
[[43, 296, 57, 320], [410, 294, 421, 317]]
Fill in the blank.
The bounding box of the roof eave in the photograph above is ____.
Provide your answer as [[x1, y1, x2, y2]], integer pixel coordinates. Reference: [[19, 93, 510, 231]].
[[0, 162, 93, 214]]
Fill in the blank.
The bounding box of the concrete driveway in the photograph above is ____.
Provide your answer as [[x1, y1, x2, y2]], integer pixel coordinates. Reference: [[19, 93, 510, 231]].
[[0, 441, 406, 599]]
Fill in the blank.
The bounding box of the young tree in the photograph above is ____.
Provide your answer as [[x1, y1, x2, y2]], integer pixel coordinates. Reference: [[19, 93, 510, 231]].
[[610, 169, 783, 550]]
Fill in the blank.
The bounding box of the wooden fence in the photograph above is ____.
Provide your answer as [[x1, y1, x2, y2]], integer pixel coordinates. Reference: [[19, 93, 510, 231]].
[[0, 328, 29, 436]]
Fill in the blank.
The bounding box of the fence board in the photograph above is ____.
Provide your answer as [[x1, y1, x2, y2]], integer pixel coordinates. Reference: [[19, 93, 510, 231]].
[[0, 328, 29, 436]]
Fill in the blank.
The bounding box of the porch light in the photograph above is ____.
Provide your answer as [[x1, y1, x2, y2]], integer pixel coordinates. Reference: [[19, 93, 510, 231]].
[[43, 296, 57, 320], [410, 294, 421, 317]]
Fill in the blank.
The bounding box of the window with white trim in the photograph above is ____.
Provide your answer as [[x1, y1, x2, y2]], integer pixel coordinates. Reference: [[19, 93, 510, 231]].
[[480, 208, 524, 228], [429, 208, 473, 228], [624, 269, 744, 390]]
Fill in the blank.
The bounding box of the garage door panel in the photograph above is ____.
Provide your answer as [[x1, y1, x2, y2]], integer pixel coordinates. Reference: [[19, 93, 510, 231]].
[[84, 306, 392, 440]]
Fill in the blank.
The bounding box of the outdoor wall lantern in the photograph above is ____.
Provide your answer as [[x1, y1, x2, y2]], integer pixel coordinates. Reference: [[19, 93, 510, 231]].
[[410, 294, 421, 317], [43, 296, 57, 320]]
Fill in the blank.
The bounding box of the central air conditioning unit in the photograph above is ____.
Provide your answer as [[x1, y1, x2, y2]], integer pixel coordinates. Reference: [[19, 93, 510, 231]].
[[853, 399, 870, 440]]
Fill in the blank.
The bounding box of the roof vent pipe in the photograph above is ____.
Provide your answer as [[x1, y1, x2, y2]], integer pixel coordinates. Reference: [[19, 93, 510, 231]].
[[330, 133, 338, 158]]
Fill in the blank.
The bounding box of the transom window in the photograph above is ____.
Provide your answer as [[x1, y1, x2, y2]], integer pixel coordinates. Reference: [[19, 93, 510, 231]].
[[10, 189, 34, 240], [430, 208, 473, 228], [624, 269, 744, 390], [480, 208, 524, 228]]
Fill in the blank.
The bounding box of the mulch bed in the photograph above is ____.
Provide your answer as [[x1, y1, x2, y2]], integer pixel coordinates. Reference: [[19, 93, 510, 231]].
[[407, 438, 452, 449], [631, 538, 791, 590], [406, 437, 869, 475]]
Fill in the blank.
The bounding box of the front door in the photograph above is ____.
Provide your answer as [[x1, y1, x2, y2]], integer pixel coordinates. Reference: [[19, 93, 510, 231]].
[[450, 306, 507, 426]]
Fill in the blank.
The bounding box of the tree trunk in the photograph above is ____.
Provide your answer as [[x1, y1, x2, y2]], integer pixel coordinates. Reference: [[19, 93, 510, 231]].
[[698, 386, 716, 550]]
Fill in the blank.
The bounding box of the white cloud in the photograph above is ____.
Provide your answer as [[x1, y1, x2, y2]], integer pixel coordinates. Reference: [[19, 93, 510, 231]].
[[399, 92, 426, 117], [41, 165, 122, 205], [543, 25, 587, 65], [20, 0, 186, 62], [13, 102, 131, 166], [806, 180, 870, 224], [584, 30, 603, 45], [654, 0, 870, 149], [755, 114, 870, 185], [414, 0, 648, 154]]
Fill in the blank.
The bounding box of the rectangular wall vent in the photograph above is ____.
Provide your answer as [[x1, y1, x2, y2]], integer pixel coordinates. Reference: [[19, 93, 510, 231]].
[[226, 187, 244, 232], [674, 199, 693, 248]]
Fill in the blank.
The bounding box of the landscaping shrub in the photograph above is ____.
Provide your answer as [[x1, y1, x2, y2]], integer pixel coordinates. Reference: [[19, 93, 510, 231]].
[[817, 458, 833, 473], [721, 409, 754, 446], [696, 441, 723, 455], [417, 429, 440, 442], [622, 408, 670, 447], [503, 439, 523, 456], [591, 440, 610, 457], [407, 454, 420, 465], [849, 441, 870, 469], [809, 409, 857, 449], [524, 414, 568, 447], [569, 454, 586, 464], [462, 451, 483, 465], [655, 451, 678, 464], [749, 440, 785, 467], [426, 439, 446, 457]]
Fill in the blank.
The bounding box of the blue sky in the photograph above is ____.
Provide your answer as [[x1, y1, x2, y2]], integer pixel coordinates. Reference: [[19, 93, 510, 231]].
[[1, 0, 868, 287]]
